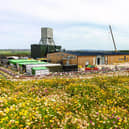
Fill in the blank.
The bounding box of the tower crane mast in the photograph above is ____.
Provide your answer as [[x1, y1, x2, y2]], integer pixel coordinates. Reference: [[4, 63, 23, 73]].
[[109, 25, 117, 52]]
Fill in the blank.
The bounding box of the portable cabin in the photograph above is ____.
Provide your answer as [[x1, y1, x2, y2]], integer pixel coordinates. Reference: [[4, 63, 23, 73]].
[[9, 59, 37, 65], [26, 63, 62, 74], [8, 59, 37, 70], [31, 67, 49, 76], [18, 61, 47, 73]]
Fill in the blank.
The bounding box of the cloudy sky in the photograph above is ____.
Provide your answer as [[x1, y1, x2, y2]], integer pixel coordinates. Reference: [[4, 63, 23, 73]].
[[0, 0, 129, 50]]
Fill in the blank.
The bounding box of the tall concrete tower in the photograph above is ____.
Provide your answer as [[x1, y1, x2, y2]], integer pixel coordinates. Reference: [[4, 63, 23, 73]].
[[39, 27, 55, 45], [31, 27, 61, 58]]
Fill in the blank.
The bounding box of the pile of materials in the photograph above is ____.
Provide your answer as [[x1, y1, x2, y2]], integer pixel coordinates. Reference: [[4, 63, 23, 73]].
[[85, 65, 98, 71]]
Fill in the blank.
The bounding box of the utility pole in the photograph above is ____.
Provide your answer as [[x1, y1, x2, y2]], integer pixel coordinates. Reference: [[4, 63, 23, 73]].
[[109, 25, 117, 52]]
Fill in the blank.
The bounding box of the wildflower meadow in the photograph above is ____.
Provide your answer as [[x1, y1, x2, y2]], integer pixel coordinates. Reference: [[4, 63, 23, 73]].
[[0, 75, 129, 128]]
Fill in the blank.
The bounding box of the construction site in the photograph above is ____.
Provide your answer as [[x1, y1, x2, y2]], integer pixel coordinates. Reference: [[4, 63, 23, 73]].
[[1, 26, 129, 78]]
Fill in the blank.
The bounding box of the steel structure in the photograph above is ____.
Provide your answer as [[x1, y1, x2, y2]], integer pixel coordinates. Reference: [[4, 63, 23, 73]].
[[109, 25, 117, 52]]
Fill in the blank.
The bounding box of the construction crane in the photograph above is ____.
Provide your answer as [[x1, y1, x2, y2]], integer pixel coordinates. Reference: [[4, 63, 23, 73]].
[[109, 25, 117, 52]]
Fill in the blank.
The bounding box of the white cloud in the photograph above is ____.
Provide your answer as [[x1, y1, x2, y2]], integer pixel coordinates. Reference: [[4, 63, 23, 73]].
[[54, 25, 129, 50], [0, 0, 129, 49], [1, 0, 129, 24], [54, 26, 113, 50]]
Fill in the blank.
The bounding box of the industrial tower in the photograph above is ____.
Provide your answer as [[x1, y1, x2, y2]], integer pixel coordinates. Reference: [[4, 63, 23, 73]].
[[31, 27, 61, 58]]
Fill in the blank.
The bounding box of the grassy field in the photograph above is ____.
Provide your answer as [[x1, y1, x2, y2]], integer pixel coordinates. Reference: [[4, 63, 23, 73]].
[[0, 49, 30, 56], [1, 49, 129, 128], [0, 75, 129, 128]]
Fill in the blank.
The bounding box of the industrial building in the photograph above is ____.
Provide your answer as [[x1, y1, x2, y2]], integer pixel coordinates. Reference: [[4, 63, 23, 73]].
[[31, 27, 61, 58], [47, 51, 129, 68], [30, 26, 129, 72]]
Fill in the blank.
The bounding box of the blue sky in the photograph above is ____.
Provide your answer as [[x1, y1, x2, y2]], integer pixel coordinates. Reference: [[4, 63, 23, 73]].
[[0, 0, 129, 50]]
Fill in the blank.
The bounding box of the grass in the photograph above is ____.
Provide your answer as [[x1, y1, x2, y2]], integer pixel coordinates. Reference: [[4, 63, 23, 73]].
[[0, 50, 30, 56], [0, 75, 129, 128]]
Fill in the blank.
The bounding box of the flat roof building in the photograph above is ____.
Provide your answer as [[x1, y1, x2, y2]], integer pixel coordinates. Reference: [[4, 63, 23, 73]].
[[47, 51, 129, 67]]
